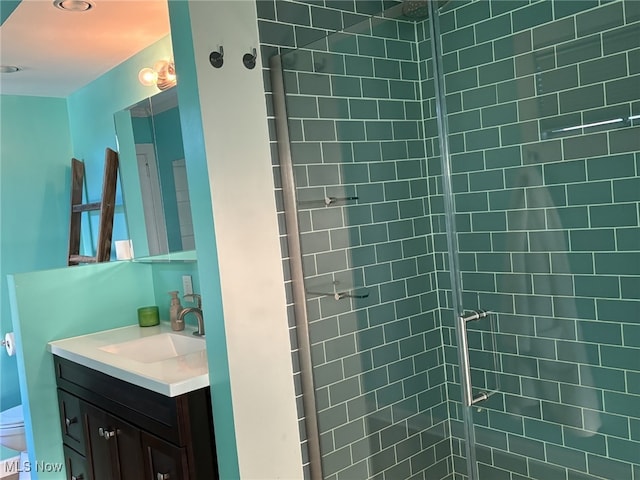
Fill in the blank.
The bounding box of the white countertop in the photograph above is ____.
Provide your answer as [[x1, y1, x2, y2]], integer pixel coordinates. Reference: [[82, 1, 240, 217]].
[[48, 323, 209, 397]]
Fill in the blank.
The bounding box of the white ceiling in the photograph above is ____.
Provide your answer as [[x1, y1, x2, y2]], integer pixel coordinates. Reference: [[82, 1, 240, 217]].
[[0, 0, 170, 97]]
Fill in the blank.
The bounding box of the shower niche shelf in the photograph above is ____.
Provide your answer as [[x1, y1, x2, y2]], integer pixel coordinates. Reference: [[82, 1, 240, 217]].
[[298, 195, 359, 208], [305, 279, 369, 301], [306, 288, 370, 301]]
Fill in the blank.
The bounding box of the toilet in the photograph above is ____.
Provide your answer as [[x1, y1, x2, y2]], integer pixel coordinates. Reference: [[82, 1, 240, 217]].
[[0, 404, 26, 452]]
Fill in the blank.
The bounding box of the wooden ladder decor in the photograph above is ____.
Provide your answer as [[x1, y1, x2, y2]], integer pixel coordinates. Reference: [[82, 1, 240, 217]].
[[68, 148, 119, 266]]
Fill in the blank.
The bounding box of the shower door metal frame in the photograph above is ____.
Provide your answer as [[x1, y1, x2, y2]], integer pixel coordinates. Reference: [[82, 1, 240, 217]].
[[269, 54, 323, 480]]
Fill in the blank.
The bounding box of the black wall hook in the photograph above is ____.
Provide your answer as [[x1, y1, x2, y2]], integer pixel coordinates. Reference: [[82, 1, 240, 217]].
[[209, 46, 224, 68], [242, 48, 257, 70]]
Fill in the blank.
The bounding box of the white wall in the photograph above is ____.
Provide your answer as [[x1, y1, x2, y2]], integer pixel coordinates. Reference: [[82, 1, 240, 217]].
[[185, 2, 303, 478]]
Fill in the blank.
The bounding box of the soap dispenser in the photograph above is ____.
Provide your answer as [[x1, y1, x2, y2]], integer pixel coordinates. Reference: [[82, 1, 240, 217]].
[[168, 291, 184, 331]]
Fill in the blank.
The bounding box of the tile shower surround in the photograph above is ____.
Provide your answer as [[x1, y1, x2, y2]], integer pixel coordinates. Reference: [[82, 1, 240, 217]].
[[261, 1, 451, 478], [258, 0, 639, 479]]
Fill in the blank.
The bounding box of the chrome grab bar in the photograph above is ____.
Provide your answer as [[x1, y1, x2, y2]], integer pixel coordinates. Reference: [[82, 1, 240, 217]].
[[459, 309, 490, 407]]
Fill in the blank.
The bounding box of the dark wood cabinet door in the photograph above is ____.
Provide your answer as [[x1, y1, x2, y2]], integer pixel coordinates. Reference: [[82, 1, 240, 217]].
[[82, 402, 145, 480], [141, 431, 189, 480], [58, 389, 85, 455], [113, 414, 145, 480], [83, 402, 117, 480]]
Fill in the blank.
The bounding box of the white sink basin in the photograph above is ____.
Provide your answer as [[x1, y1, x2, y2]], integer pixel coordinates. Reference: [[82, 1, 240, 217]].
[[49, 325, 209, 396], [99, 332, 205, 363]]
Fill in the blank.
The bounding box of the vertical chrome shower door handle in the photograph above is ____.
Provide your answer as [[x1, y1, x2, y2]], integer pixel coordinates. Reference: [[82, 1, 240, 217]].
[[459, 310, 490, 407]]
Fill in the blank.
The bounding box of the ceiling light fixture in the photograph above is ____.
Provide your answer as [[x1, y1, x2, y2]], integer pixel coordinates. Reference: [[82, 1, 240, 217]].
[[138, 60, 176, 91], [53, 0, 94, 12], [0, 66, 21, 74]]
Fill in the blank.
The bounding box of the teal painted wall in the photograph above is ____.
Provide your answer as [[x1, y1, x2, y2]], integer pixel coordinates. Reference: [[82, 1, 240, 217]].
[[0, 95, 72, 462], [66, 35, 174, 258], [8, 262, 156, 479], [64, 31, 202, 311], [132, 116, 155, 144], [1, 31, 204, 465], [154, 106, 185, 251], [150, 261, 200, 325], [0, 0, 20, 25], [131, 105, 186, 251]]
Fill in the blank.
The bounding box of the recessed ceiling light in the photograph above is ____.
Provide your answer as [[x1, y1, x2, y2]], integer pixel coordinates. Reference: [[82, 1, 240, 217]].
[[53, 0, 94, 12], [0, 66, 21, 74]]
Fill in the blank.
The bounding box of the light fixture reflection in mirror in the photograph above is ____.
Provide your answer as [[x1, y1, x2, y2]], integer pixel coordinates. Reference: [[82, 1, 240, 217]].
[[138, 59, 176, 91], [116, 87, 194, 258]]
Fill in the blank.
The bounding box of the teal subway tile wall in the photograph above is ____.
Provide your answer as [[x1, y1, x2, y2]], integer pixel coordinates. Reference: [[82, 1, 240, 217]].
[[259, 0, 638, 479], [261, 2, 452, 478]]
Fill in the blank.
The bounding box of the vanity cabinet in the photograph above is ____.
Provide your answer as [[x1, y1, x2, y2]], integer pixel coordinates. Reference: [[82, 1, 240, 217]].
[[54, 356, 217, 480]]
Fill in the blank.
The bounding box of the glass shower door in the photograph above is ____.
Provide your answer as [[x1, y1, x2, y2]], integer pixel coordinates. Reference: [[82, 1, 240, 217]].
[[273, 8, 459, 479], [437, 0, 640, 478]]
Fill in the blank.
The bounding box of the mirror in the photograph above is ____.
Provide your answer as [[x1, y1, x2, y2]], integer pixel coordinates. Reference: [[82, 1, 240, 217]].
[[115, 87, 195, 258]]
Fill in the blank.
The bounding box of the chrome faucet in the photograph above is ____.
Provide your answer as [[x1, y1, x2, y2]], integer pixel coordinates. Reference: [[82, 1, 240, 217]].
[[179, 294, 205, 336]]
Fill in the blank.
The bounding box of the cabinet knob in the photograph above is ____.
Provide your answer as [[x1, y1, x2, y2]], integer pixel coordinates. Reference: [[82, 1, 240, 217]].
[[98, 427, 116, 440], [71, 475, 84, 480], [157, 473, 170, 480], [65, 416, 77, 427]]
